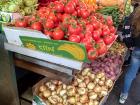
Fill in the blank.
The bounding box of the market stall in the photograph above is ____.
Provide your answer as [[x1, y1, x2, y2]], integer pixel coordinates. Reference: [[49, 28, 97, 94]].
[[0, 0, 131, 105]]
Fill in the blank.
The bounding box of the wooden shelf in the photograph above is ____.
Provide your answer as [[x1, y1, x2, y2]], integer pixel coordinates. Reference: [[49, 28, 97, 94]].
[[14, 58, 73, 84]]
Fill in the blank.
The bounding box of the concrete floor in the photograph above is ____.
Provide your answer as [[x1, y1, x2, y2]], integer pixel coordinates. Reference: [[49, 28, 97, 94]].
[[105, 73, 140, 105]]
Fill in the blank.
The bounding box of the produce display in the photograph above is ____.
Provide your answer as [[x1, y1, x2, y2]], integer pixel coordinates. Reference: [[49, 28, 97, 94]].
[[83, 42, 126, 80], [34, 42, 126, 105], [9, 0, 117, 60], [0, 0, 38, 15], [37, 68, 114, 105]]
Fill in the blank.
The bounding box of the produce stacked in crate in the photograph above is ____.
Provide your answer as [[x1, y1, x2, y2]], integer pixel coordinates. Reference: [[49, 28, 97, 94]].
[[9, 0, 117, 60], [83, 42, 127, 80], [34, 42, 127, 105], [37, 69, 113, 105]]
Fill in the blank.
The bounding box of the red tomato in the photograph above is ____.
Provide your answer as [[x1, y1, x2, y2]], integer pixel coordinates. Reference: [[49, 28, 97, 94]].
[[81, 38, 93, 51], [69, 19, 77, 24], [102, 28, 110, 36], [31, 22, 42, 31], [53, 29, 64, 40], [69, 35, 81, 43], [48, 13, 58, 22], [62, 14, 71, 22], [45, 8, 51, 16], [44, 30, 53, 37], [55, 3, 64, 12], [64, 4, 75, 14], [103, 35, 113, 45], [106, 16, 113, 26], [72, 11, 78, 17], [68, 25, 82, 34], [39, 7, 47, 12], [81, 10, 90, 19], [44, 19, 54, 29], [76, 7, 81, 17], [86, 24, 94, 33], [110, 33, 116, 41], [15, 19, 28, 27], [57, 13, 63, 21], [88, 48, 98, 60], [109, 26, 116, 34], [28, 16, 36, 24], [90, 15, 97, 22], [96, 41, 107, 55], [92, 21, 99, 30], [78, 33, 85, 40], [85, 32, 92, 38], [92, 30, 101, 41]]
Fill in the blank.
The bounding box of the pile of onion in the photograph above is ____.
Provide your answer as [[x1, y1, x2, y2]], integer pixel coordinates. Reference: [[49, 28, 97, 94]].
[[38, 68, 114, 105]]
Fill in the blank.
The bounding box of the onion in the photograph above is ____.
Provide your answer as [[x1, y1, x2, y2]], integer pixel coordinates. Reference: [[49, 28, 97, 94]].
[[73, 80, 78, 86], [57, 103, 63, 105], [87, 82, 95, 90], [68, 97, 76, 104], [51, 80, 59, 85], [39, 85, 46, 92], [84, 77, 90, 85], [94, 78, 100, 84], [79, 82, 86, 88], [78, 88, 87, 95], [92, 100, 99, 105], [105, 79, 113, 88], [60, 90, 67, 96], [76, 102, 82, 105], [48, 95, 58, 104], [110, 75, 116, 81], [45, 82, 56, 91], [43, 90, 51, 98], [52, 91, 57, 95], [75, 94, 80, 102], [88, 100, 99, 105], [89, 92, 98, 100], [62, 95, 67, 100], [101, 90, 108, 97], [67, 86, 74, 90], [80, 95, 89, 104], [58, 81, 63, 85], [94, 85, 102, 93], [89, 73, 95, 81], [82, 68, 91, 76], [98, 80, 105, 86], [62, 84, 67, 89], [56, 85, 63, 94], [101, 77, 106, 81], [45, 101, 51, 105], [67, 88, 76, 96], [96, 72, 105, 79]]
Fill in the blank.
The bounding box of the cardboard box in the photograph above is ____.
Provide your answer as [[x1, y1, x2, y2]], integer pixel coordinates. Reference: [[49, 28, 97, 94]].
[[4, 26, 117, 63]]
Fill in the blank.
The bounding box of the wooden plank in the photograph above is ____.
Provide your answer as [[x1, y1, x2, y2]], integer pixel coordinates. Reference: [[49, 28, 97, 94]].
[[14, 58, 73, 84]]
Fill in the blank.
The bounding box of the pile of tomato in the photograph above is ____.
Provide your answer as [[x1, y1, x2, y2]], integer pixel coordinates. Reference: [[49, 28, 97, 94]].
[[14, 0, 117, 60]]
